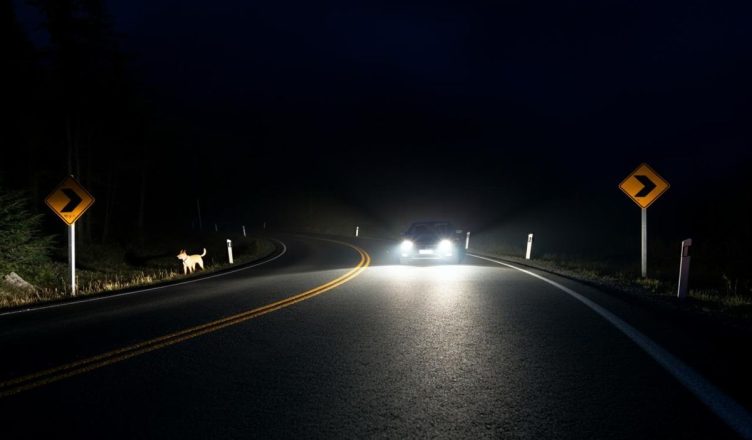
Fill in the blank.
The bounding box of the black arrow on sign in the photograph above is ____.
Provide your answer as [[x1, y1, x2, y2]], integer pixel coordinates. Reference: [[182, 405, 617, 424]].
[[60, 188, 82, 212], [634, 175, 657, 197]]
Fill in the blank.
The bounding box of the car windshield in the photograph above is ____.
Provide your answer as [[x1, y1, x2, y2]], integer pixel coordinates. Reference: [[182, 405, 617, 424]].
[[408, 222, 453, 237]]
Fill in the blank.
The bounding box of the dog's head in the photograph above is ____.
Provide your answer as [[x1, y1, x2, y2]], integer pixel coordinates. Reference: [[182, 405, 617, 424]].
[[176, 249, 188, 261]]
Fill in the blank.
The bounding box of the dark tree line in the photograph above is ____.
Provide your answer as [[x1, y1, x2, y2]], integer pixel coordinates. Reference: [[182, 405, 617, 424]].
[[3, 0, 179, 246]]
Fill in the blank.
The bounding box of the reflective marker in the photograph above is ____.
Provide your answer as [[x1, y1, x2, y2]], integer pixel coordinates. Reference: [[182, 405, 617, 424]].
[[677, 238, 692, 300], [525, 233, 534, 260]]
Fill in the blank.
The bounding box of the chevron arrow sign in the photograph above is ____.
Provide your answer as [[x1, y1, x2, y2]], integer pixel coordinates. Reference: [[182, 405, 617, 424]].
[[619, 163, 670, 209], [45, 176, 95, 225]]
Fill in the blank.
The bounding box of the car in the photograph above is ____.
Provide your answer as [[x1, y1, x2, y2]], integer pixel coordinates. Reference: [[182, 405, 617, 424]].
[[398, 221, 466, 264]]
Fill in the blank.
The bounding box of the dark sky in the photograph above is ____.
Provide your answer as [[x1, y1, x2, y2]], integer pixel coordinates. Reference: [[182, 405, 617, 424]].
[[13, 0, 752, 234], [100, 0, 751, 152]]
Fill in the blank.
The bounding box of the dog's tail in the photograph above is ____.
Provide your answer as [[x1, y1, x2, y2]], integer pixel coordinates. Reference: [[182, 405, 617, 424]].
[[201, 248, 207, 257]]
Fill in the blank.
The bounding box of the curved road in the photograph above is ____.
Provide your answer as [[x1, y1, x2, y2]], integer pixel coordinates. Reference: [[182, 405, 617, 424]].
[[0, 235, 747, 438]]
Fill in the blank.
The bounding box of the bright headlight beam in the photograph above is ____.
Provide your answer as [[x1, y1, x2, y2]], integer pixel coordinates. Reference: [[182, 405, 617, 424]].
[[400, 240, 414, 251]]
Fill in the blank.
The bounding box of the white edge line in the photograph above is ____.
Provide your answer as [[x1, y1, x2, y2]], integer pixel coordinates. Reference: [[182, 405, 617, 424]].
[[468, 253, 752, 439], [0, 240, 288, 318]]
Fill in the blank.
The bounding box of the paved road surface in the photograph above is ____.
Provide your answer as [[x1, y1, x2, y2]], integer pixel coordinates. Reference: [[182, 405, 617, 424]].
[[0, 235, 747, 438]]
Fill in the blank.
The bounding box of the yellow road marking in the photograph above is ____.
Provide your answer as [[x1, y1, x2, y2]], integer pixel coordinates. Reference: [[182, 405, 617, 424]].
[[0, 242, 370, 398]]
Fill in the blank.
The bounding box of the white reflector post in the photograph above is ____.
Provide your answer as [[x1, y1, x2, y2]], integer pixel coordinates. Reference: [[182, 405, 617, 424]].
[[525, 233, 534, 260], [355, 226, 359, 238], [465, 231, 470, 250], [242, 225, 246, 237], [227, 239, 234, 264], [677, 238, 692, 300]]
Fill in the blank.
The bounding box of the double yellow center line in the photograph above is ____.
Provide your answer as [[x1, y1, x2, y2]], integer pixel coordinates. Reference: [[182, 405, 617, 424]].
[[0, 242, 370, 398]]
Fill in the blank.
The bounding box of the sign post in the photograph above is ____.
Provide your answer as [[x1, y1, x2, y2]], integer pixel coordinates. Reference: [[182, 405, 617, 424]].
[[45, 176, 95, 296], [69, 223, 76, 294], [619, 163, 669, 278], [641, 208, 647, 278]]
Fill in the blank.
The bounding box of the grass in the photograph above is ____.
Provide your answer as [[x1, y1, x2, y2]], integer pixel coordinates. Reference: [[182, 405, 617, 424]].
[[0, 236, 277, 310]]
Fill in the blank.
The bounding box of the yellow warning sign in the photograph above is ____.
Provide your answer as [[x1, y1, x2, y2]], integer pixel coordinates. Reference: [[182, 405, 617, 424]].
[[45, 176, 95, 225], [618, 163, 670, 209]]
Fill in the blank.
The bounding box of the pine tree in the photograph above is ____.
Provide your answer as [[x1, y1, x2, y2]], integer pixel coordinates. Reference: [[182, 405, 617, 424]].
[[0, 188, 54, 279]]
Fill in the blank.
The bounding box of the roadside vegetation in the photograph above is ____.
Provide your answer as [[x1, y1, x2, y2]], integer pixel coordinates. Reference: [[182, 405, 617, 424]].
[[0, 188, 276, 310], [0, 189, 55, 283]]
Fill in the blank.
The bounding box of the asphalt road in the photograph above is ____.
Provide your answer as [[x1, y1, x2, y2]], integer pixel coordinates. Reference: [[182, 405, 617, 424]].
[[0, 235, 748, 438]]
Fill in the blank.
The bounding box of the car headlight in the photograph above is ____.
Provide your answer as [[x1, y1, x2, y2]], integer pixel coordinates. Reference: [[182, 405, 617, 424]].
[[400, 240, 414, 251], [438, 239, 452, 251]]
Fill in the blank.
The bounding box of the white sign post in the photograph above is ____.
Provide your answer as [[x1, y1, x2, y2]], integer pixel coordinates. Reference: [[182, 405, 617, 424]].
[[69, 223, 76, 295], [227, 239, 234, 264], [465, 231, 470, 250], [641, 208, 647, 278], [525, 233, 534, 260], [677, 238, 692, 300]]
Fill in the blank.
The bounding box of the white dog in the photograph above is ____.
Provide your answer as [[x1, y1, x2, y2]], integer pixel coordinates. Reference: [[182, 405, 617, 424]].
[[177, 248, 206, 274]]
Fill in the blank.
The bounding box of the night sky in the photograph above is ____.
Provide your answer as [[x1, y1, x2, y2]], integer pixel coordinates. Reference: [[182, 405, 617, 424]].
[[103, 0, 751, 158], [9, 0, 752, 246]]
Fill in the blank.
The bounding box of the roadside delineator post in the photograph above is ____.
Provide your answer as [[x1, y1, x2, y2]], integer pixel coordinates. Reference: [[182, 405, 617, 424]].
[[227, 239, 234, 264], [465, 231, 470, 250], [677, 238, 692, 300], [355, 226, 359, 238], [526, 233, 534, 260], [242, 225, 246, 237]]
